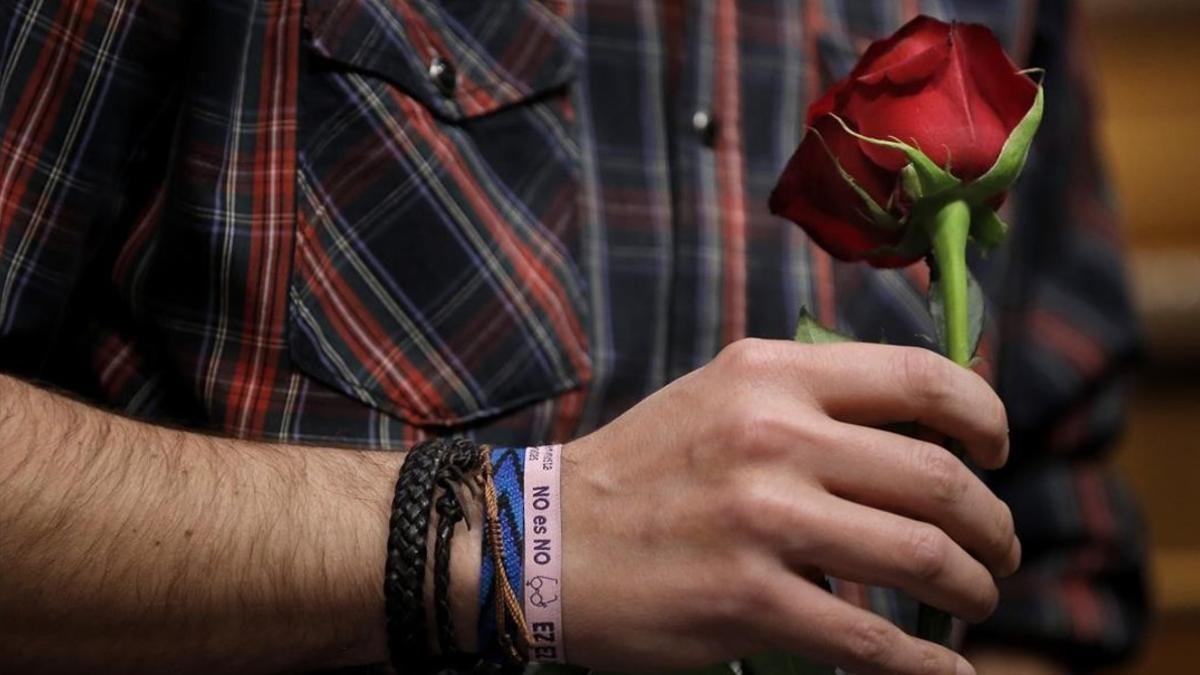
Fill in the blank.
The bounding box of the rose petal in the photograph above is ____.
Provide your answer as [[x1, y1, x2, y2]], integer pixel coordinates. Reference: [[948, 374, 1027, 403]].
[[842, 22, 1022, 180], [958, 22, 1038, 134], [806, 79, 846, 124], [848, 16, 950, 82], [808, 16, 950, 125], [856, 38, 948, 87], [770, 116, 919, 267]]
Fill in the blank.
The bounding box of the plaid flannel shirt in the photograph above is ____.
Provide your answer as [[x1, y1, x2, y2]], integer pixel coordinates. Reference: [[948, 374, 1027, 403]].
[[0, 0, 1146, 668]]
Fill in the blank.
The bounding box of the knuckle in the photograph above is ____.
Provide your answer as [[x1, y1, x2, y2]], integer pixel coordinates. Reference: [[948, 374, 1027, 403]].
[[918, 642, 955, 674], [706, 573, 751, 624], [727, 409, 789, 461], [716, 483, 755, 531], [708, 556, 777, 624], [733, 565, 778, 613], [792, 413, 836, 447], [717, 337, 774, 375], [992, 501, 1017, 565], [906, 524, 949, 582], [721, 478, 770, 530], [900, 347, 950, 405], [972, 385, 1009, 454], [963, 577, 1001, 623], [729, 480, 794, 540], [916, 444, 967, 506], [846, 618, 895, 666], [990, 395, 1009, 436], [977, 579, 1000, 619], [987, 396, 1011, 457]]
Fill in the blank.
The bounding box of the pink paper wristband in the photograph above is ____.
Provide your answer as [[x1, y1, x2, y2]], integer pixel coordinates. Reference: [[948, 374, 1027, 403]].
[[523, 444, 565, 663]]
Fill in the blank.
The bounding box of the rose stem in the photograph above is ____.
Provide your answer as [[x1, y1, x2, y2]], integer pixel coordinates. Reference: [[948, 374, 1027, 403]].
[[916, 198, 972, 647], [929, 199, 972, 367]]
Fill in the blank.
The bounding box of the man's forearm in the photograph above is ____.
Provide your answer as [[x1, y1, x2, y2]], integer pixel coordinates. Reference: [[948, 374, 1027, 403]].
[[0, 375, 476, 673]]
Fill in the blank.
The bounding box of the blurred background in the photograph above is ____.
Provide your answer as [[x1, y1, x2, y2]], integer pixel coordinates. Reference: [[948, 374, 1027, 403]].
[[1085, 0, 1200, 672]]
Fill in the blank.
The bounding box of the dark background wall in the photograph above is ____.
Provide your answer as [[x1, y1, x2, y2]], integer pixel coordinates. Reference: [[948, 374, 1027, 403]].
[[1086, 0, 1200, 672]]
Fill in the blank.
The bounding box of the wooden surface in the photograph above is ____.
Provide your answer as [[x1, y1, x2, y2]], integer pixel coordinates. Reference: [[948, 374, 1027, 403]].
[[1085, 1, 1200, 672]]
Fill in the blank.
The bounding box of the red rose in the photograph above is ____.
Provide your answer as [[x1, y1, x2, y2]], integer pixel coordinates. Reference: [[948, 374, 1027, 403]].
[[769, 16, 1039, 267]]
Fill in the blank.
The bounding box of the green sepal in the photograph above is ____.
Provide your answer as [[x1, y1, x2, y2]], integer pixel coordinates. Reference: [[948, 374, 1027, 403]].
[[929, 268, 985, 357], [899, 163, 923, 200], [959, 84, 1044, 204], [793, 307, 853, 344], [809, 126, 901, 231], [828, 114, 961, 196], [812, 82, 1042, 262], [970, 206, 1009, 250]]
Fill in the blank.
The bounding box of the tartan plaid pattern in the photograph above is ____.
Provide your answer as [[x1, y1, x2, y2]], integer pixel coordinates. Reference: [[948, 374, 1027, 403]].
[[0, 0, 1145, 666]]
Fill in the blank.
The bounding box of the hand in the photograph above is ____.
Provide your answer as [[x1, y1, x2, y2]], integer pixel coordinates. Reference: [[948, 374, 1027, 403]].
[[560, 339, 1018, 675]]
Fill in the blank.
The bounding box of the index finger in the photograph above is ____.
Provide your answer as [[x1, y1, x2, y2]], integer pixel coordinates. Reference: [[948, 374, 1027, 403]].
[[797, 343, 1009, 469]]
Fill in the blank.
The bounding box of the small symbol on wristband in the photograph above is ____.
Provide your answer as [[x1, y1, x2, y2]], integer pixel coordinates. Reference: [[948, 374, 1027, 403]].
[[527, 575, 560, 608]]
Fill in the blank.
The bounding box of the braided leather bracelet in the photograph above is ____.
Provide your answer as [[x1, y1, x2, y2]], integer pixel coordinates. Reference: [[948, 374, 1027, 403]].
[[384, 438, 446, 673], [432, 438, 484, 662]]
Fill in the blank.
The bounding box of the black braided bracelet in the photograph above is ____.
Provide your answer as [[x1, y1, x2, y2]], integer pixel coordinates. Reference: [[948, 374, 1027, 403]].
[[385, 438, 447, 673], [432, 438, 484, 666], [386, 438, 489, 674]]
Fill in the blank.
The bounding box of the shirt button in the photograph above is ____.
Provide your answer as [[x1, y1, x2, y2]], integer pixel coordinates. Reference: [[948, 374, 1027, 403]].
[[428, 56, 457, 97], [692, 109, 719, 147]]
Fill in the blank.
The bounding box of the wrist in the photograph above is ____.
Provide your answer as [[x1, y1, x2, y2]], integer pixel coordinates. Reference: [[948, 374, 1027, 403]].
[[319, 451, 404, 669]]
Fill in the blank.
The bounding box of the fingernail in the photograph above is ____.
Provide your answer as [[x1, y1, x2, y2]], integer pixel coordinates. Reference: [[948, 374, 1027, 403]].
[[956, 655, 976, 675]]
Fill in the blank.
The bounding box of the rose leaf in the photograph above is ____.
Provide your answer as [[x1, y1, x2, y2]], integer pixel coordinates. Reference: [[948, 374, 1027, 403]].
[[970, 206, 1009, 249], [793, 307, 854, 344]]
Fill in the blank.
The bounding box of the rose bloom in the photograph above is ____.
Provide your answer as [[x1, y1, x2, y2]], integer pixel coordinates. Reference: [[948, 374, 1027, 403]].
[[769, 16, 1038, 267]]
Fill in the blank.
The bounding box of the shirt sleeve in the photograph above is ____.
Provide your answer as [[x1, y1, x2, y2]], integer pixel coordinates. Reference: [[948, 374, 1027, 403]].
[[967, 2, 1150, 667], [0, 0, 183, 371]]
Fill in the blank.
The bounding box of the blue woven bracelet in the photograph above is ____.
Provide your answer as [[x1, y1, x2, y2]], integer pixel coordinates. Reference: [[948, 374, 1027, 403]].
[[478, 446, 525, 662]]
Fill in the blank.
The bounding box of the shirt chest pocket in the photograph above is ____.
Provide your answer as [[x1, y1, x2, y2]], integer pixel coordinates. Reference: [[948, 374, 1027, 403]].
[[290, 0, 591, 426]]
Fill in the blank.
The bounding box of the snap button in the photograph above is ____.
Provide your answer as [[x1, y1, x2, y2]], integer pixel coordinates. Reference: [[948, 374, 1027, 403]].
[[692, 109, 719, 147], [428, 56, 457, 97]]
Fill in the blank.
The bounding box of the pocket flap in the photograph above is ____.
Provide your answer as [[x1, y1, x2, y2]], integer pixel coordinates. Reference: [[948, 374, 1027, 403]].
[[305, 0, 578, 121], [290, 20, 590, 427]]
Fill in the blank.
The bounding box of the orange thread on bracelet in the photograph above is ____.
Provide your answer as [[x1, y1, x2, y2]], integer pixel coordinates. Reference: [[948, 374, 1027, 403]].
[[480, 446, 533, 662]]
